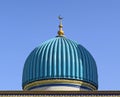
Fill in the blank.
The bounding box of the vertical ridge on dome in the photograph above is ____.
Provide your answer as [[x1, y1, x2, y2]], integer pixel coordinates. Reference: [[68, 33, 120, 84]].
[[63, 38, 70, 78], [69, 39, 79, 79], [46, 40, 53, 77], [61, 38, 65, 77], [58, 38, 62, 77], [44, 40, 51, 77], [37, 44, 44, 79], [65, 39, 75, 79], [49, 39, 55, 77]]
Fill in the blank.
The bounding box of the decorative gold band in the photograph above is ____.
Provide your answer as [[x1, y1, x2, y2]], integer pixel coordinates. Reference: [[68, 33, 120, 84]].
[[23, 79, 97, 90]]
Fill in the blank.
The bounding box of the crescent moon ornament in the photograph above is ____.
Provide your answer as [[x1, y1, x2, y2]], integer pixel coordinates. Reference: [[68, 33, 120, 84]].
[[58, 16, 63, 20]]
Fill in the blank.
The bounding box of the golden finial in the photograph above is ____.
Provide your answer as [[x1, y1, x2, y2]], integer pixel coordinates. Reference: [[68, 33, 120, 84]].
[[58, 16, 64, 36]]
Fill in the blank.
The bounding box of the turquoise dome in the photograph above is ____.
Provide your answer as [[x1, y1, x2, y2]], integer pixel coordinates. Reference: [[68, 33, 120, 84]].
[[22, 36, 98, 90]]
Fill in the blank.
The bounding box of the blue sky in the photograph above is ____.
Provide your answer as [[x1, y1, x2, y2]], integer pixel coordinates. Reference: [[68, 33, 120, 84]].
[[0, 0, 120, 90]]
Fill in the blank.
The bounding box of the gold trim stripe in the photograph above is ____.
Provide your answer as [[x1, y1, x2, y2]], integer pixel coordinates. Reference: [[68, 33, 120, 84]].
[[23, 79, 97, 90]]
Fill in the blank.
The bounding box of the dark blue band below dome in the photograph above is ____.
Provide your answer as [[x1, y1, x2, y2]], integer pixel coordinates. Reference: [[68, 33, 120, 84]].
[[28, 83, 92, 91]]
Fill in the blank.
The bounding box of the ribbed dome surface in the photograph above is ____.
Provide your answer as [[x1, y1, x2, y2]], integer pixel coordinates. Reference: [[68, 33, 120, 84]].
[[22, 36, 98, 89]]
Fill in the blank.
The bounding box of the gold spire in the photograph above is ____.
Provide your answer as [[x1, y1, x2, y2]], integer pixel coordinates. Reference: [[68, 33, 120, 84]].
[[58, 16, 64, 36]]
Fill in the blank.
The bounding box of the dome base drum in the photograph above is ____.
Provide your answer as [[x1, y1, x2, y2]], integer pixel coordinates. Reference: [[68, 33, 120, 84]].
[[23, 79, 97, 91]]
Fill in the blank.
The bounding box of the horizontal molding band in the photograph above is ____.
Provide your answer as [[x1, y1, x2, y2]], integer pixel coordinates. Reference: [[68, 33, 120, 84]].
[[23, 79, 97, 90]]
